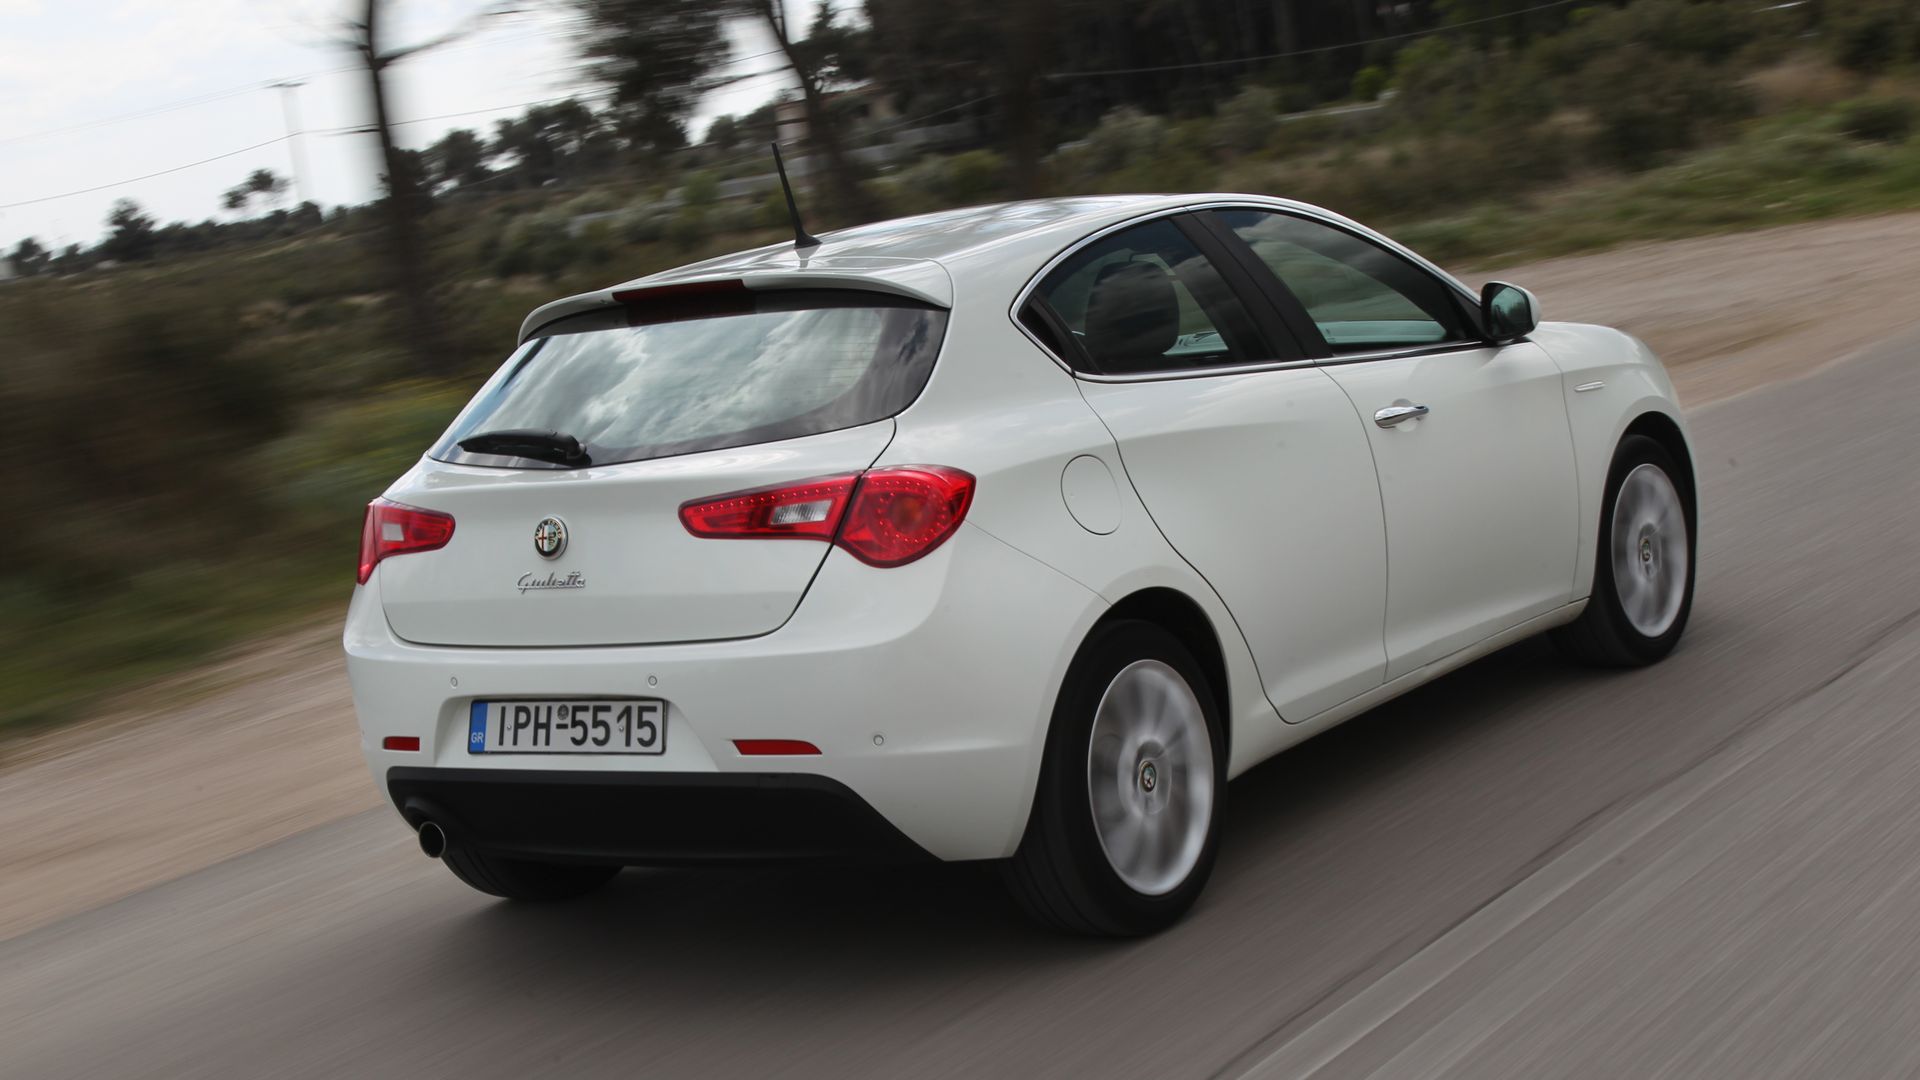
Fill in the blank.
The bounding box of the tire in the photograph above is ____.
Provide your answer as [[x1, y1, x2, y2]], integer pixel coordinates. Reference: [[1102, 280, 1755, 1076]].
[[1005, 620, 1226, 936], [441, 846, 620, 901], [1552, 434, 1696, 666]]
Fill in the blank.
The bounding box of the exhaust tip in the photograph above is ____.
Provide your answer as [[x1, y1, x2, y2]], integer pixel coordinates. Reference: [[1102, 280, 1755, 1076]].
[[417, 820, 447, 860]]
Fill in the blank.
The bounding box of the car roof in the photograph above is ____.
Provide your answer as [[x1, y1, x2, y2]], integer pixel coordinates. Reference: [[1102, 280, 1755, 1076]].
[[516, 193, 1447, 341]]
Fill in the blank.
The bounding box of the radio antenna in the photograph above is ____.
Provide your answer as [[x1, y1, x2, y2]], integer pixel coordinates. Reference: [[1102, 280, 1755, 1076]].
[[770, 141, 821, 250]]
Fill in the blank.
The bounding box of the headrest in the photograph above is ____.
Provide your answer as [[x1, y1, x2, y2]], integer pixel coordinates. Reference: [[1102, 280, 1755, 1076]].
[[1082, 260, 1180, 373]]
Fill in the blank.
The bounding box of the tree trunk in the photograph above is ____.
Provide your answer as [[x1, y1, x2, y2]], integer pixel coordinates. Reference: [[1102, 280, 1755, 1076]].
[[997, 0, 1048, 196], [759, 1, 862, 222], [361, 0, 452, 377]]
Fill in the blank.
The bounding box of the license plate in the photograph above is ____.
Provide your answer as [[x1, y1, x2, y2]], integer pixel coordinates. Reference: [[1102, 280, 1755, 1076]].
[[468, 700, 666, 755]]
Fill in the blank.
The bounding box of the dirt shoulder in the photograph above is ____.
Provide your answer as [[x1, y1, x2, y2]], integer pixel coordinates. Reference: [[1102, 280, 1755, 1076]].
[[5, 211, 1919, 942], [0, 619, 372, 942], [1470, 212, 1920, 407]]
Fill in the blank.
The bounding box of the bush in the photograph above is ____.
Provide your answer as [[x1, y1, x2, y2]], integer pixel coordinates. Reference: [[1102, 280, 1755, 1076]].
[[1081, 107, 1172, 174], [1824, 0, 1920, 72], [1215, 85, 1281, 153], [1391, 38, 1490, 131], [1535, 0, 1762, 74], [1352, 66, 1389, 103], [1575, 52, 1753, 169], [680, 170, 720, 207], [493, 215, 577, 278], [1837, 97, 1916, 143], [941, 150, 1010, 204]]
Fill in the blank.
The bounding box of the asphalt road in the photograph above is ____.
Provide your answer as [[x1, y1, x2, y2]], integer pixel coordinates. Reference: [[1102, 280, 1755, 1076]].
[[7, 330, 1920, 1079]]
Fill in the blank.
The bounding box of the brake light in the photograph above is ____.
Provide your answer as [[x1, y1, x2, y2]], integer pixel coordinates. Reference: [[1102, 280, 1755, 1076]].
[[358, 498, 455, 584], [679, 466, 975, 568], [837, 466, 975, 567]]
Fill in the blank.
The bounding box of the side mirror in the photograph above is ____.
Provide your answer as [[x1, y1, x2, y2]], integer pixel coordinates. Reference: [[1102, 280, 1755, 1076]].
[[1481, 281, 1539, 343]]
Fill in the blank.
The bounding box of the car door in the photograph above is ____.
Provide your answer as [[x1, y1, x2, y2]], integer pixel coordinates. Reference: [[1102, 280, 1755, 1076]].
[[1022, 213, 1388, 722], [1203, 208, 1579, 680]]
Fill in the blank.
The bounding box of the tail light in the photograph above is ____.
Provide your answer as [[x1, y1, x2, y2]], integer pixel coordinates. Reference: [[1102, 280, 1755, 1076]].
[[679, 466, 975, 568], [358, 498, 456, 584]]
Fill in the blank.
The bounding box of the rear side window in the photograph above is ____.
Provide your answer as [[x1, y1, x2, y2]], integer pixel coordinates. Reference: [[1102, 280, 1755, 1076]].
[[1028, 218, 1270, 375], [1212, 209, 1470, 353], [433, 290, 947, 468]]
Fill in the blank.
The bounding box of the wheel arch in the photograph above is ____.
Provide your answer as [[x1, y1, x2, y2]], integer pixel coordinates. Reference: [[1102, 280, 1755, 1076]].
[[1097, 587, 1231, 760], [1622, 411, 1697, 523]]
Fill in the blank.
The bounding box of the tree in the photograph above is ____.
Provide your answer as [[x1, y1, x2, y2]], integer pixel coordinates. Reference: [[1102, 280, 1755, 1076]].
[[573, 0, 864, 218], [341, 0, 508, 377], [704, 113, 740, 149], [222, 168, 290, 216], [576, 0, 729, 150], [742, 0, 863, 218], [8, 236, 51, 277], [424, 128, 491, 191], [101, 199, 159, 262], [487, 99, 609, 188]]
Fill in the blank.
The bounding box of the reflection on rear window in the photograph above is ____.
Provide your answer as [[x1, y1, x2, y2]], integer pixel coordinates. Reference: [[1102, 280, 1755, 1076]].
[[433, 291, 948, 468]]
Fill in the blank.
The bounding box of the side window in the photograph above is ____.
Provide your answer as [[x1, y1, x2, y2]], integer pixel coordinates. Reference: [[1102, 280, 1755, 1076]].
[[1213, 209, 1471, 353], [1029, 218, 1271, 375]]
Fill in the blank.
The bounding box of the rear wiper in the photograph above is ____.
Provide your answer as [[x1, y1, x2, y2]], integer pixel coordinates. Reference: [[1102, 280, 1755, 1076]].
[[457, 429, 591, 466]]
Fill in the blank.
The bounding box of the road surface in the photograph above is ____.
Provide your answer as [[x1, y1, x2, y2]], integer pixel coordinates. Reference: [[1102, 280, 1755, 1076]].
[[4, 327, 1919, 1079]]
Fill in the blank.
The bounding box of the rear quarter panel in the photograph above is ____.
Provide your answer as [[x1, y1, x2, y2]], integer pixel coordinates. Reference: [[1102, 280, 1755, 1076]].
[[879, 271, 1288, 777]]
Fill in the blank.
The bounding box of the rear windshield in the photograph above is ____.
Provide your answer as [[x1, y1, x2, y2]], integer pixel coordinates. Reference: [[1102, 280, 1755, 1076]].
[[431, 289, 948, 469]]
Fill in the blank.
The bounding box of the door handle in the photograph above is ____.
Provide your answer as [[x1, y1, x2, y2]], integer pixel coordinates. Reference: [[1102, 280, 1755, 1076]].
[[1374, 403, 1430, 428]]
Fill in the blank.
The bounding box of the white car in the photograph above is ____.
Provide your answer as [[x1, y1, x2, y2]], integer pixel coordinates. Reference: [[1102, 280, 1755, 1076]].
[[345, 194, 1695, 935]]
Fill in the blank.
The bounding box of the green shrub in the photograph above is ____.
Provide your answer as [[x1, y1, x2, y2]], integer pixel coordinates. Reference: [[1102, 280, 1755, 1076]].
[[1352, 65, 1389, 103], [1837, 97, 1916, 143], [1575, 52, 1753, 169], [681, 170, 720, 207], [1391, 38, 1490, 130], [262, 382, 470, 536], [1823, 0, 1920, 72], [1216, 85, 1281, 152], [1535, 0, 1762, 74], [667, 205, 710, 250], [1081, 107, 1172, 174]]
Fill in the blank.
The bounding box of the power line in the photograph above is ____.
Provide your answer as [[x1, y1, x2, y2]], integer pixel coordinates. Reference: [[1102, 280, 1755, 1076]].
[[1042, 0, 1586, 79], [314, 90, 624, 138], [0, 136, 290, 210], [0, 66, 358, 148]]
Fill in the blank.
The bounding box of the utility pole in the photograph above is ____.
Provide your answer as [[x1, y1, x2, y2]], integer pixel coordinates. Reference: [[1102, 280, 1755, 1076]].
[[269, 80, 311, 207]]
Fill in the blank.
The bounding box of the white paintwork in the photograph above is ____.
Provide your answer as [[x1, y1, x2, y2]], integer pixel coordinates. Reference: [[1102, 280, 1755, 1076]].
[[346, 193, 1694, 864], [1076, 368, 1389, 720], [1060, 455, 1121, 535], [1319, 342, 1580, 678], [377, 422, 894, 647]]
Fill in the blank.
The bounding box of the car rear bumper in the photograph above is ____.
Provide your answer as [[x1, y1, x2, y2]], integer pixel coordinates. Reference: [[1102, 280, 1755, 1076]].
[[388, 768, 934, 864], [345, 523, 1106, 862]]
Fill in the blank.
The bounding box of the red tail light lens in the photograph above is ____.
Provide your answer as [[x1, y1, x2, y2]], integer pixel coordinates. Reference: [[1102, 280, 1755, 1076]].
[[679, 466, 975, 568], [358, 498, 456, 584], [678, 475, 859, 541], [836, 466, 975, 567]]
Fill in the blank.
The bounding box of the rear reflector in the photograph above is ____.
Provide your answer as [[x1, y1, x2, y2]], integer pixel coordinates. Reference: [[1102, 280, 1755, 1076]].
[[680, 466, 974, 568], [382, 736, 421, 752], [733, 739, 821, 756], [358, 498, 455, 584]]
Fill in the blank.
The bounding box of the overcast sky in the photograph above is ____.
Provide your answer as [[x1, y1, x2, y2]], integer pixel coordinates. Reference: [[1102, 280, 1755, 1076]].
[[0, 0, 796, 252]]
